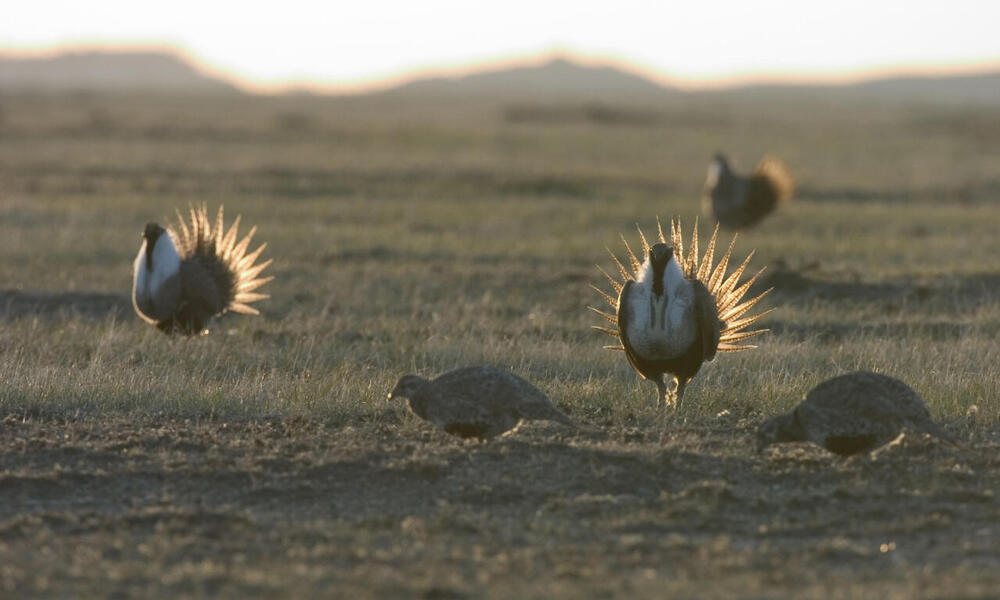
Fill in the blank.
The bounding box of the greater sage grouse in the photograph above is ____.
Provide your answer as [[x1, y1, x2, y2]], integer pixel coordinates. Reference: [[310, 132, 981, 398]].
[[591, 219, 772, 407], [132, 205, 273, 335], [388, 366, 575, 440], [702, 153, 793, 230], [757, 371, 961, 456]]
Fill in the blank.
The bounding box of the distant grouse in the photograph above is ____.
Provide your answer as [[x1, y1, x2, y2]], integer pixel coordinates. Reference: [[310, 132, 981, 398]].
[[756, 371, 961, 455], [702, 153, 793, 230], [591, 219, 773, 406], [132, 205, 273, 335], [388, 366, 575, 440]]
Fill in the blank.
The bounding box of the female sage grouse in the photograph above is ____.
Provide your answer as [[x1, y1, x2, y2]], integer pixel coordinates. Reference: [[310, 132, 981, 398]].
[[388, 366, 575, 440], [591, 219, 772, 407], [132, 205, 273, 335], [702, 153, 793, 230], [756, 371, 961, 456]]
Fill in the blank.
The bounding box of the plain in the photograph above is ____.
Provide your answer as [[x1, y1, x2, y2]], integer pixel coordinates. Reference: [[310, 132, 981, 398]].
[[0, 91, 998, 598]]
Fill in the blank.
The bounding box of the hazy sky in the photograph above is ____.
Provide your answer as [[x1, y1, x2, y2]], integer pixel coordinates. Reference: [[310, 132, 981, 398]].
[[4, 1, 999, 91]]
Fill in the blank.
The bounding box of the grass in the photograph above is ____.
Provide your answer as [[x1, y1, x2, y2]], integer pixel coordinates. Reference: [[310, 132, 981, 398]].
[[0, 90, 998, 598]]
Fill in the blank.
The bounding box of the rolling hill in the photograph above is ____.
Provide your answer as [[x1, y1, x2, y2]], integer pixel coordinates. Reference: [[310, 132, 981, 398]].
[[1, 49, 997, 105], [0, 50, 239, 94], [378, 57, 677, 102]]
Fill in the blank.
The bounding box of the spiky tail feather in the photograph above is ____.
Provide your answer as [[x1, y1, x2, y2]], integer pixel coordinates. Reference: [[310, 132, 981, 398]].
[[590, 217, 773, 353], [171, 205, 274, 316]]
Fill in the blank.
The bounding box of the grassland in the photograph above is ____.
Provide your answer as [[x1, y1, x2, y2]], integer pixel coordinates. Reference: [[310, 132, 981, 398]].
[[0, 91, 998, 598]]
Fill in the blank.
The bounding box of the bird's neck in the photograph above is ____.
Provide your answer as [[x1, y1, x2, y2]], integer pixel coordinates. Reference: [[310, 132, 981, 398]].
[[639, 258, 688, 300], [778, 411, 808, 443], [408, 395, 429, 419], [407, 382, 433, 419], [651, 260, 667, 297]]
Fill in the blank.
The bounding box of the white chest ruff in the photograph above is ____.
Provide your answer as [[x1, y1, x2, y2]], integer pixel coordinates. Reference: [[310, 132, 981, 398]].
[[705, 162, 721, 188], [623, 263, 697, 359], [133, 234, 181, 305]]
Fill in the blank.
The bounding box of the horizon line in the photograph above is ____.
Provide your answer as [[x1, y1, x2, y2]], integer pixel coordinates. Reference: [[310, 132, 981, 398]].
[[3, 43, 1000, 96]]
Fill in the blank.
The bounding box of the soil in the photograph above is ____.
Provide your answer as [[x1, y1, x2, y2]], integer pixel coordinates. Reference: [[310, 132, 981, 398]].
[[1, 415, 997, 598]]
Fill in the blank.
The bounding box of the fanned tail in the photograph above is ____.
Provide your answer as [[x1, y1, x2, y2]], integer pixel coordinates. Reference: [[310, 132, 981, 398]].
[[171, 204, 273, 316], [743, 156, 794, 225], [592, 217, 773, 355], [753, 156, 794, 207]]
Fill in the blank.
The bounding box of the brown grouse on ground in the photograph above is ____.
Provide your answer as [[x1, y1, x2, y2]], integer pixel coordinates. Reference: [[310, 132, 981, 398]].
[[388, 366, 575, 440], [757, 371, 961, 456]]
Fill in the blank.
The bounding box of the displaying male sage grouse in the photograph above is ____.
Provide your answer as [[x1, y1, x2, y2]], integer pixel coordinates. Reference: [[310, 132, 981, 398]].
[[702, 153, 793, 230], [132, 205, 273, 335], [591, 219, 772, 407], [756, 371, 961, 456], [387, 366, 575, 440]]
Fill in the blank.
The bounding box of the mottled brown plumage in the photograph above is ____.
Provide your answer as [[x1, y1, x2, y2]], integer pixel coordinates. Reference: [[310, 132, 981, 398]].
[[590, 218, 773, 406], [388, 366, 575, 440], [757, 371, 961, 456], [702, 153, 793, 230]]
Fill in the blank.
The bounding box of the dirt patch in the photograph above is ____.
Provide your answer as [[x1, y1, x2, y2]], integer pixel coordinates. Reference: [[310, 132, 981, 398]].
[[0, 416, 997, 598]]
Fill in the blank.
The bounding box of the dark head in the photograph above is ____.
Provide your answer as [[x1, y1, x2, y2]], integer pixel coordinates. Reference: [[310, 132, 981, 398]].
[[712, 152, 730, 171], [648, 243, 674, 296], [143, 223, 166, 246], [141, 223, 167, 269], [648, 243, 673, 270], [387, 375, 429, 400], [755, 412, 806, 453]]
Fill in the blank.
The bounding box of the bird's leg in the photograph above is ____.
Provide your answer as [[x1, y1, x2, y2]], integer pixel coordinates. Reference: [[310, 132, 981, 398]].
[[674, 378, 688, 409], [653, 377, 671, 408], [870, 432, 906, 460], [659, 377, 681, 409]]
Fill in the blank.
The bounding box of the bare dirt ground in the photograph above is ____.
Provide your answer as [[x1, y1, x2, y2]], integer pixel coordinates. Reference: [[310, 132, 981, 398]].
[[2, 415, 997, 599]]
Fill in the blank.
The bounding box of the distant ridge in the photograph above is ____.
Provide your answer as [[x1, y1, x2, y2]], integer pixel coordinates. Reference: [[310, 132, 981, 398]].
[[1, 49, 998, 104], [720, 70, 1000, 104], [375, 57, 1000, 105], [0, 50, 239, 94], [852, 71, 1000, 104], [376, 57, 676, 101]]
